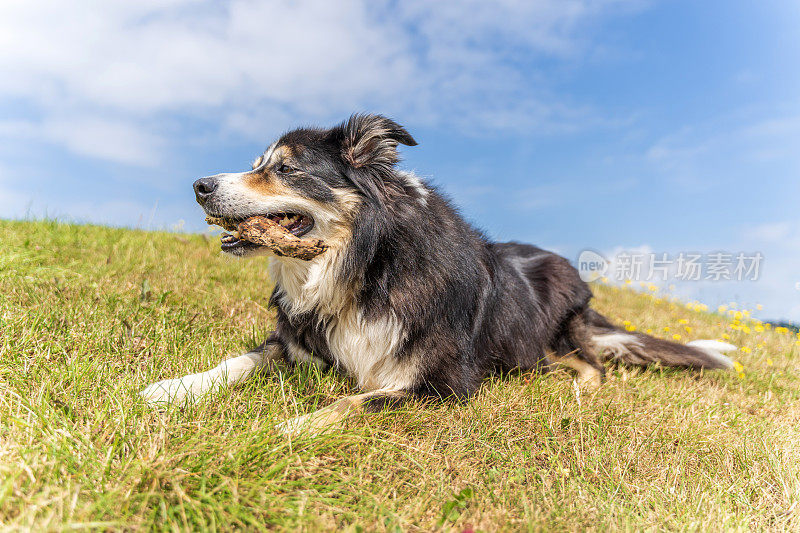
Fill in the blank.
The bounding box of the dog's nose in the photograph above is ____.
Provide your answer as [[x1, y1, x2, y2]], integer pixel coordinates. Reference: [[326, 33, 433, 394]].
[[193, 177, 218, 203]]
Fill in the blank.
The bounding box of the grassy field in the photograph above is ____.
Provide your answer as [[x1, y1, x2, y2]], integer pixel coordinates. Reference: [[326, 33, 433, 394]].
[[1, 219, 799, 531]]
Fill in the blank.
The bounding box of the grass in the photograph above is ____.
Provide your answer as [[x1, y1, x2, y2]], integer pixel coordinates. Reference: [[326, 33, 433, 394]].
[[1, 218, 799, 531]]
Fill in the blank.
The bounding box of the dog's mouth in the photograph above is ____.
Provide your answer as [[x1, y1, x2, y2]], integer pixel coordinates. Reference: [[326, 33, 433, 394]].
[[207, 212, 315, 252]]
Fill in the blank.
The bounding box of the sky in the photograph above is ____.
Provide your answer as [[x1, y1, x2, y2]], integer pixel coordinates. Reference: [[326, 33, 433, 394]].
[[1, 0, 799, 321]]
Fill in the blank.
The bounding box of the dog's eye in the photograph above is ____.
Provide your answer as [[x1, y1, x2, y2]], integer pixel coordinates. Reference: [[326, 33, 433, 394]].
[[277, 164, 295, 174]]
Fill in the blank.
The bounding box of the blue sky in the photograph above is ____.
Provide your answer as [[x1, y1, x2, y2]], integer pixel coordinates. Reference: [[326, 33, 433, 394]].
[[1, 0, 799, 320]]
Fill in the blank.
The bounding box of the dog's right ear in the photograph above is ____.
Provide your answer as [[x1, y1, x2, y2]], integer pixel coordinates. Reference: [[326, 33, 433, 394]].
[[340, 113, 417, 170]]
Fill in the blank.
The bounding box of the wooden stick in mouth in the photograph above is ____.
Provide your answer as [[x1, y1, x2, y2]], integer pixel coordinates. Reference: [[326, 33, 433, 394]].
[[206, 215, 328, 261], [205, 215, 239, 232]]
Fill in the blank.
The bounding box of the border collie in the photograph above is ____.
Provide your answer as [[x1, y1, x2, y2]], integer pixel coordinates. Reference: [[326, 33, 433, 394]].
[[141, 114, 736, 434]]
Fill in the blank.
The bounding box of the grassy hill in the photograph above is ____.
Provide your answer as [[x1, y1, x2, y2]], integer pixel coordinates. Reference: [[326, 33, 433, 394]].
[[1, 219, 799, 531]]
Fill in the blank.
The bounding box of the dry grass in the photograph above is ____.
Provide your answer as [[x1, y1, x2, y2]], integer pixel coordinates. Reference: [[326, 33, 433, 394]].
[[1, 218, 799, 531]]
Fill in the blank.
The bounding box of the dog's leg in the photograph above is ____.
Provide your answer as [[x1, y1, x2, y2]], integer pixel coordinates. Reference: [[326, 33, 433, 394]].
[[277, 389, 409, 436], [140, 339, 285, 404], [550, 353, 603, 390], [549, 313, 605, 390]]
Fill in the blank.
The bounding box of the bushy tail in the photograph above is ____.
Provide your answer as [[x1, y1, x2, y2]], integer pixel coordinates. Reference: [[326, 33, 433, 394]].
[[585, 310, 735, 370]]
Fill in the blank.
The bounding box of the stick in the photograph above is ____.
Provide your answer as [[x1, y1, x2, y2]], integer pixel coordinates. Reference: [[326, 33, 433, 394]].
[[237, 217, 328, 260]]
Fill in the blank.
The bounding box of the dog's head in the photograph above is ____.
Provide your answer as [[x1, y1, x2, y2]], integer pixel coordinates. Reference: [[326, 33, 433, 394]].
[[195, 114, 419, 258]]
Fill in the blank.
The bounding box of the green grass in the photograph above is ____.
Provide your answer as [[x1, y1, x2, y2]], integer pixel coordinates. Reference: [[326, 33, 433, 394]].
[[1, 218, 799, 531]]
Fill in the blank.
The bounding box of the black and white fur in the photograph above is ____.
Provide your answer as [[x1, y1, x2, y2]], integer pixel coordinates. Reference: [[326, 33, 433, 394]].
[[141, 114, 736, 434]]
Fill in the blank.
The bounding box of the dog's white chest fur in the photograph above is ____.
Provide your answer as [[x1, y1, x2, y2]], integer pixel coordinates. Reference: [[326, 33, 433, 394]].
[[270, 257, 418, 391], [325, 306, 417, 391]]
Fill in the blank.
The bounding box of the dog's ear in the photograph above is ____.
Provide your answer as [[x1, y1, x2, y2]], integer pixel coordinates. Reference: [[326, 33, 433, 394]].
[[341, 113, 417, 169]]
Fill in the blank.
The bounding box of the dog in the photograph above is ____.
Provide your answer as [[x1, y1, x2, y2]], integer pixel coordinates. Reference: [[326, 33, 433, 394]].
[[141, 114, 736, 434]]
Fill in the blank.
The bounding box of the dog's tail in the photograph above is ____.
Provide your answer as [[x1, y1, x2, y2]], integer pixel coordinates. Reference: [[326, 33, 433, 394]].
[[586, 309, 736, 370]]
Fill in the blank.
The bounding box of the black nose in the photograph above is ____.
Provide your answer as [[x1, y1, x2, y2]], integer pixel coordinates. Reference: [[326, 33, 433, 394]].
[[193, 177, 218, 203]]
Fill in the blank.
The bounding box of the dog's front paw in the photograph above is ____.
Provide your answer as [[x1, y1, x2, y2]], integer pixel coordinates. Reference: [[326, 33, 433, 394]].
[[139, 372, 211, 405]]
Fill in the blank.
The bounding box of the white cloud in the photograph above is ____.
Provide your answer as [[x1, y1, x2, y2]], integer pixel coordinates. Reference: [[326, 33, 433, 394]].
[[0, 0, 643, 164], [645, 111, 800, 176], [743, 221, 794, 244], [0, 115, 164, 165], [44, 117, 165, 165], [602, 244, 655, 282]]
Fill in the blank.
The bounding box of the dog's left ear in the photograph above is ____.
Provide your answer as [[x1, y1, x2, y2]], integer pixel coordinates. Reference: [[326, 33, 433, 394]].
[[341, 113, 417, 169]]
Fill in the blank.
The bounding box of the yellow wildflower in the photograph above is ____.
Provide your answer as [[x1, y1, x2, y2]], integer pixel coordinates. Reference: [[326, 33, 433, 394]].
[[672, 334, 681, 341], [733, 361, 744, 373]]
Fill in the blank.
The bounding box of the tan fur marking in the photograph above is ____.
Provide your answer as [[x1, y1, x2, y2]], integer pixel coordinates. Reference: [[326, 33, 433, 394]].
[[243, 145, 303, 194], [243, 174, 290, 198], [277, 390, 407, 436], [266, 143, 291, 165], [550, 353, 602, 390]]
